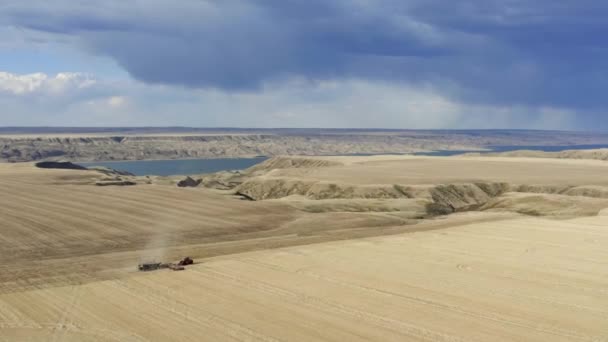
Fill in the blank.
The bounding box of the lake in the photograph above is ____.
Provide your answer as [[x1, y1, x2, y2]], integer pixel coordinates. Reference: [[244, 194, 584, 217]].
[[415, 144, 608, 157], [488, 144, 608, 152], [79, 144, 608, 176]]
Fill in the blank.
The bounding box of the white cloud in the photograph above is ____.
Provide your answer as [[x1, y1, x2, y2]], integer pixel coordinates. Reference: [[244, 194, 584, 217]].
[[0, 71, 583, 129], [0, 72, 47, 95], [0, 71, 95, 95], [107, 95, 127, 107]]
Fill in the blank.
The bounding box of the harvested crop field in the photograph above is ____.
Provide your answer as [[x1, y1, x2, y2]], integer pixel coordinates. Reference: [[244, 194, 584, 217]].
[[1, 214, 607, 341], [259, 155, 608, 185], [0, 161, 455, 294], [1, 155, 608, 341]]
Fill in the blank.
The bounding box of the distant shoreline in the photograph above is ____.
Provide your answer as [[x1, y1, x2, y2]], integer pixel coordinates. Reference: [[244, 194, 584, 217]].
[[3, 129, 608, 163]]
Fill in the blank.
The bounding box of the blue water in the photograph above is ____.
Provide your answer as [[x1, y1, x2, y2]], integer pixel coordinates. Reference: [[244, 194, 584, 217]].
[[80, 157, 268, 176], [415, 144, 608, 157], [488, 144, 608, 152], [79, 144, 608, 176]]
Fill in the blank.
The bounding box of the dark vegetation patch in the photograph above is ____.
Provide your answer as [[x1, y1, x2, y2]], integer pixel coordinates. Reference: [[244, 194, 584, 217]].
[[35, 161, 87, 170]]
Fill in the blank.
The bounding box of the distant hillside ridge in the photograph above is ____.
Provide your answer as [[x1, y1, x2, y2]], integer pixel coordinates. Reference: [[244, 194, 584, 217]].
[[4, 129, 608, 162]]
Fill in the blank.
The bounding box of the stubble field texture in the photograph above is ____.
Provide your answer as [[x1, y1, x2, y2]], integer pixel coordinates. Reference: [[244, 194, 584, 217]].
[[1, 154, 607, 341]]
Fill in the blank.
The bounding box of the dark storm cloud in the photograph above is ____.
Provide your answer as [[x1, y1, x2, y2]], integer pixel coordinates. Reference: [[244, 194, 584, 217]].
[[2, 0, 608, 116]]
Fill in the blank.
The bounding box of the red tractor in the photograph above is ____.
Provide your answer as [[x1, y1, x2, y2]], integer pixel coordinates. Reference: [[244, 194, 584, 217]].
[[137, 257, 194, 272], [178, 257, 194, 266]]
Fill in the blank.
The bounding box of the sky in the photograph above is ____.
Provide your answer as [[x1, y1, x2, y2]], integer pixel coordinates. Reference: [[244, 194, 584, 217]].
[[0, 0, 606, 130]]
